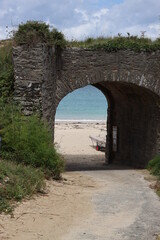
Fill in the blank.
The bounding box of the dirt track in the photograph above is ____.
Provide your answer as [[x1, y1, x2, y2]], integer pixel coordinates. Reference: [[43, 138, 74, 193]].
[[63, 167, 160, 240]]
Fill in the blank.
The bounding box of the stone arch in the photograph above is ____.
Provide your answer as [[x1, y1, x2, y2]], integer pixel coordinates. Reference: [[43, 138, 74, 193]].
[[13, 45, 160, 168], [55, 48, 160, 107]]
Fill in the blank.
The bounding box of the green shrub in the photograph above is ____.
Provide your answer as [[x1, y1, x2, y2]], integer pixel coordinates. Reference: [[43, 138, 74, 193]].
[[0, 159, 45, 214], [14, 21, 66, 47], [148, 155, 160, 177], [0, 100, 64, 179]]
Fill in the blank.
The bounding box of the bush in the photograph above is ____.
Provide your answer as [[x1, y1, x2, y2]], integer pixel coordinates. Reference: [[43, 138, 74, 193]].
[[0, 159, 45, 214], [0, 100, 64, 179], [13, 21, 66, 47]]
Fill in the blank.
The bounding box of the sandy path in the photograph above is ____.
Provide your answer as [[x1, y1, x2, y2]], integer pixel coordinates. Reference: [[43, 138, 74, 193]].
[[0, 172, 98, 240], [0, 122, 160, 240]]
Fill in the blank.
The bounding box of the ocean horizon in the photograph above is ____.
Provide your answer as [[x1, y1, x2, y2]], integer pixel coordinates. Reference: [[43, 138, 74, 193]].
[[55, 85, 108, 121]]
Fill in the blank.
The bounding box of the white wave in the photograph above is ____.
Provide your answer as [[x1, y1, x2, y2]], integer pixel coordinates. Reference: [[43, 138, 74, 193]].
[[55, 119, 106, 123]]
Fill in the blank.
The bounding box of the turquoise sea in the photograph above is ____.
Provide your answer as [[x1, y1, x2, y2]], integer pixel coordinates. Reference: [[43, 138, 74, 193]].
[[55, 85, 108, 121]]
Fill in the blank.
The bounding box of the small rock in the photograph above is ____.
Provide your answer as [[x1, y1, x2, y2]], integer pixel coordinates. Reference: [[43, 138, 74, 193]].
[[4, 176, 10, 183]]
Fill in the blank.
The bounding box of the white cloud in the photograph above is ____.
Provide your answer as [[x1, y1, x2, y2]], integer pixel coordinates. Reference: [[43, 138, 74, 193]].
[[0, 27, 6, 39], [74, 8, 89, 22], [93, 8, 109, 19], [0, 10, 8, 19], [63, 0, 160, 40], [63, 8, 111, 40], [149, 23, 159, 31]]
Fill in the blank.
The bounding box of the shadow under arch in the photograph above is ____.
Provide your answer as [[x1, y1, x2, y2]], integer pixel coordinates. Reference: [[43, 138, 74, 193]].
[[92, 81, 160, 168]]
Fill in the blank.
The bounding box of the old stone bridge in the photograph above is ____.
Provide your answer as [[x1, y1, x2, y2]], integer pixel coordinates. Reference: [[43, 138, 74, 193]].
[[13, 44, 160, 168]]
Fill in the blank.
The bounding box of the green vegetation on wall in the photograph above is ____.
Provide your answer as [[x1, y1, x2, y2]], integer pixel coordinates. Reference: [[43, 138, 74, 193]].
[[0, 41, 14, 100], [67, 36, 160, 52], [13, 21, 66, 47], [13, 21, 160, 52]]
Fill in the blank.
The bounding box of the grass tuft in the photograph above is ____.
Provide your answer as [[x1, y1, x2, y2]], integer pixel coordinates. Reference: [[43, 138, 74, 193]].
[[0, 159, 45, 214]]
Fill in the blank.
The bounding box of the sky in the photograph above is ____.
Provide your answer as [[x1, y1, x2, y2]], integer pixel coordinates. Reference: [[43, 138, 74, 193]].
[[0, 0, 160, 40]]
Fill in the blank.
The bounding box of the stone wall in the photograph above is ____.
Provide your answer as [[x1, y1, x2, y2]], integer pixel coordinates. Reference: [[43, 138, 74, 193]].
[[13, 44, 56, 130], [13, 45, 160, 167]]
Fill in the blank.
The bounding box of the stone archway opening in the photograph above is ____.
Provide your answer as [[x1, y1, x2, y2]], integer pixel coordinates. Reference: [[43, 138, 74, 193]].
[[54, 85, 108, 171]]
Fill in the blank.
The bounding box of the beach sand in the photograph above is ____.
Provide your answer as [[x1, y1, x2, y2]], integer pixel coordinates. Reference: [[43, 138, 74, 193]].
[[54, 121, 107, 171]]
